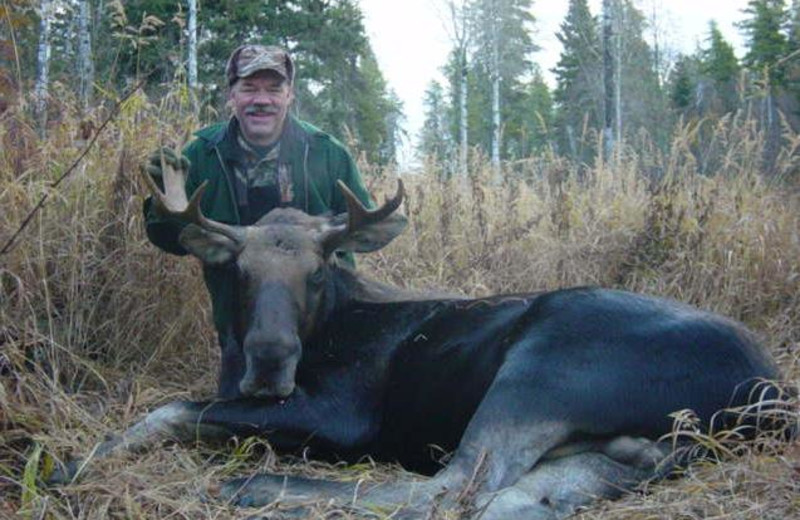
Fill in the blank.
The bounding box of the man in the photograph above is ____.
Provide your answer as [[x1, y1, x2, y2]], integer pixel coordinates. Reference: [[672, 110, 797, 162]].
[[143, 44, 373, 399]]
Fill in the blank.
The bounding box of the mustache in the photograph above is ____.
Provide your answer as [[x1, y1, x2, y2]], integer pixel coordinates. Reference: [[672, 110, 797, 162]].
[[244, 105, 279, 116]]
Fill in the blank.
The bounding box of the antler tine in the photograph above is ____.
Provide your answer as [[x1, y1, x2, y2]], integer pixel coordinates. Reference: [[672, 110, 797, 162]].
[[183, 183, 246, 246], [337, 179, 405, 233], [141, 152, 246, 247]]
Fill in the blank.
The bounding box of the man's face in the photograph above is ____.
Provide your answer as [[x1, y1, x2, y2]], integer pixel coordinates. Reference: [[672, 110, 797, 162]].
[[230, 70, 294, 146]]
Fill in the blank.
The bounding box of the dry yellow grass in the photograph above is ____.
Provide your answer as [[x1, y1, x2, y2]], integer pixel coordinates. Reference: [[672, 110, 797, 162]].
[[1, 96, 799, 518]]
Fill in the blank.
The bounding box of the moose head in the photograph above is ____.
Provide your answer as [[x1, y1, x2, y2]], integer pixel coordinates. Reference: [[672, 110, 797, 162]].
[[144, 152, 406, 399]]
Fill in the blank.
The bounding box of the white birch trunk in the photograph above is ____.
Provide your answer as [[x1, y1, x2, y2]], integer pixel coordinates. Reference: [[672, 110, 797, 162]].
[[614, 0, 623, 152], [78, 0, 94, 109], [35, 0, 52, 135], [602, 0, 614, 160], [188, 0, 198, 92]]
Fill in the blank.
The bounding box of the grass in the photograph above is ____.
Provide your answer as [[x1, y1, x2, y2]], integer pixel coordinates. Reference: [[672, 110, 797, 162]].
[[1, 95, 799, 518]]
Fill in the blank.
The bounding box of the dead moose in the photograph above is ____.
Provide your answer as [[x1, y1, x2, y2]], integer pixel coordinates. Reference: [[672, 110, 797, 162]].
[[51, 153, 788, 519]]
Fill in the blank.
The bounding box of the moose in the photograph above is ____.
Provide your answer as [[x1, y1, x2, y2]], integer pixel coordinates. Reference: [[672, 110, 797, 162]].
[[51, 154, 786, 519]]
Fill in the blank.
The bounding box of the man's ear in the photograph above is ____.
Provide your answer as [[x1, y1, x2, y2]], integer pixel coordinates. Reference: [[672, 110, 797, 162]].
[[329, 213, 408, 254], [179, 224, 240, 265]]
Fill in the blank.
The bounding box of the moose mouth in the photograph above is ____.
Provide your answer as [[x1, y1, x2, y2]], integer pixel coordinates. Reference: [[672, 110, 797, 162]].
[[239, 351, 299, 400], [239, 374, 295, 400]]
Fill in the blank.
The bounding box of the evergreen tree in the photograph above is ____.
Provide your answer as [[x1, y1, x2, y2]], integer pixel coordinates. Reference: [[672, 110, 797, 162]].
[[616, 0, 666, 147], [784, 0, 800, 102], [552, 0, 601, 161], [418, 80, 453, 167], [740, 0, 791, 171], [739, 0, 789, 86], [468, 0, 538, 162], [669, 54, 699, 114], [0, 1, 37, 111], [700, 21, 740, 113], [511, 67, 553, 157], [348, 47, 404, 165], [442, 0, 472, 176]]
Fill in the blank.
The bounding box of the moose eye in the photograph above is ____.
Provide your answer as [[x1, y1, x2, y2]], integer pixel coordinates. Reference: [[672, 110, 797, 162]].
[[308, 267, 326, 287]]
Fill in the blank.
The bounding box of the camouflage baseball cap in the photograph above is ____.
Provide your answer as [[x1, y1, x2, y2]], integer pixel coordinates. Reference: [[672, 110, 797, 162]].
[[226, 45, 295, 86]]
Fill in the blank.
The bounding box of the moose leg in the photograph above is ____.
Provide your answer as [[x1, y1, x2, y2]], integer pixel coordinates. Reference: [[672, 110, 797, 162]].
[[213, 368, 581, 510], [477, 436, 672, 520], [50, 390, 377, 484], [214, 437, 672, 519], [95, 401, 243, 455], [49, 399, 264, 484], [425, 372, 575, 495]]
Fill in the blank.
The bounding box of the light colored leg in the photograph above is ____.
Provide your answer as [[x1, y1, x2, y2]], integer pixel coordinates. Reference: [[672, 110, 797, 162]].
[[50, 400, 231, 483], [478, 437, 671, 520]]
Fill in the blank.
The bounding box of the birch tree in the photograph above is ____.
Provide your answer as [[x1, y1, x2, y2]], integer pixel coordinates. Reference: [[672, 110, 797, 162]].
[[77, 0, 94, 109], [34, 0, 52, 135], [187, 0, 197, 96], [602, 0, 614, 158], [614, 0, 623, 148], [471, 0, 536, 170]]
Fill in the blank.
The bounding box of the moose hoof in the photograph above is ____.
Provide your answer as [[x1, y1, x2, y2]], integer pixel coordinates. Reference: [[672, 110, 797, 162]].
[[45, 459, 81, 486]]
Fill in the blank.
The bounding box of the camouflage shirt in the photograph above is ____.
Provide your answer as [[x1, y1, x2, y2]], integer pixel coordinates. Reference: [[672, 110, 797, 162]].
[[234, 133, 295, 223]]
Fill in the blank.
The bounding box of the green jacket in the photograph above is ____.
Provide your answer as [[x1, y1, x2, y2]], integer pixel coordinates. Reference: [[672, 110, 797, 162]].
[[144, 115, 372, 338]]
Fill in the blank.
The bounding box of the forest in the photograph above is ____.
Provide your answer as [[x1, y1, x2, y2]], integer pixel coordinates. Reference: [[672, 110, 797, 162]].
[[1, 0, 799, 518]]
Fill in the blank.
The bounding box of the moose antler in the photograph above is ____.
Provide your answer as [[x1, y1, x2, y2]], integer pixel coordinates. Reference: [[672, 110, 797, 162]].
[[142, 150, 246, 247], [320, 180, 405, 255], [336, 179, 405, 234]]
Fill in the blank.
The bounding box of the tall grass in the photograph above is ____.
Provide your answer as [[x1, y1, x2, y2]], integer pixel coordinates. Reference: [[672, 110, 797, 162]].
[[1, 94, 799, 518]]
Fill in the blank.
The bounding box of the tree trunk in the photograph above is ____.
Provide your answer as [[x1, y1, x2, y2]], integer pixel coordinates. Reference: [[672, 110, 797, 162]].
[[446, 1, 470, 178], [490, 0, 501, 177], [78, 0, 94, 110], [459, 49, 469, 177], [614, 1, 622, 151], [188, 0, 198, 103], [35, 0, 52, 136], [602, 0, 614, 160]]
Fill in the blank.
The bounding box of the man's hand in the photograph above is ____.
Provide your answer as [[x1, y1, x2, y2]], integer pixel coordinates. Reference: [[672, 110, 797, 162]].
[[145, 147, 190, 179]]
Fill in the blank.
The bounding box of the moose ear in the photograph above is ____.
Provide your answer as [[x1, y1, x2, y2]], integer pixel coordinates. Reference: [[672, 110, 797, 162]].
[[327, 212, 408, 254], [179, 224, 241, 265]]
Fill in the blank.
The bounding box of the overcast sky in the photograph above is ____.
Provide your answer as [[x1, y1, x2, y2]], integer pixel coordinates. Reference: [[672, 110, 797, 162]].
[[357, 0, 750, 168]]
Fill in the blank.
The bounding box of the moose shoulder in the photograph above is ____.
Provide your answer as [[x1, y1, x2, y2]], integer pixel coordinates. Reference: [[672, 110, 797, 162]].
[[52, 155, 786, 519]]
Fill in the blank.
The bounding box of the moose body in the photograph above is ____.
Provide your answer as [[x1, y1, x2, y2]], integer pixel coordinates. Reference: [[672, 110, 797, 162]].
[[207, 281, 777, 477], [53, 162, 785, 519]]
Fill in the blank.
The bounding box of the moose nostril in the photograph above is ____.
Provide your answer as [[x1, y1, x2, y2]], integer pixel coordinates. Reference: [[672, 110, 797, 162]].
[[243, 333, 299, 357], [274, 381, 295, 399]]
